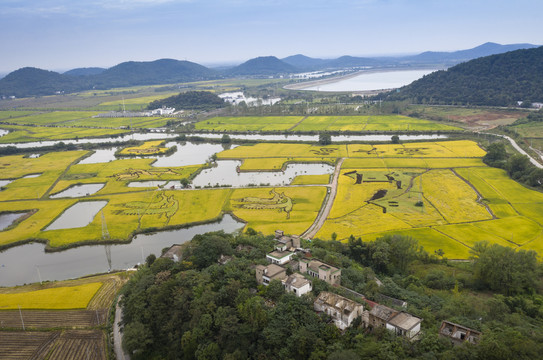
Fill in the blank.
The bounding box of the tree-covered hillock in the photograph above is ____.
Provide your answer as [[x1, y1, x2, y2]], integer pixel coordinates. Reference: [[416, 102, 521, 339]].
[[385, 46, 543, 106], [147, 91, 226, 111], [119, 229, 543, 359]]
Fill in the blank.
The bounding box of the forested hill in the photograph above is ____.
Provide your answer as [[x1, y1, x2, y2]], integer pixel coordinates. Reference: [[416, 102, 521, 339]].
[[0, 67, 90, 97], [147, 91, 226, 110], [385, 46, 543, 106], [226, 56, 298, 76], [0, 59, 219, 97]]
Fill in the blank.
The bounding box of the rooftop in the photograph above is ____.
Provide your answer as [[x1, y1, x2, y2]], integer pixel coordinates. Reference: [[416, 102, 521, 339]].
[[268, 250, 293, 259], [284, 273, 311, 289], [388, 312, 422, 331]]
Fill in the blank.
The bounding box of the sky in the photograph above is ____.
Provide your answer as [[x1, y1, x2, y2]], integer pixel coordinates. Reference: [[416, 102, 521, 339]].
[[0, 0, 542, 73]]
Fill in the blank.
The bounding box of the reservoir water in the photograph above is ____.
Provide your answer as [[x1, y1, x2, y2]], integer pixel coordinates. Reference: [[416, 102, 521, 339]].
[[301, 69, 437, 92], [0, 214, 244, 286], [0, 212, 28, 231]]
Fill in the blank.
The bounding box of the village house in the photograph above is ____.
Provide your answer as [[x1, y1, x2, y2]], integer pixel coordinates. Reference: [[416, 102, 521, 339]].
[[266, 249, 294, 265], [368, 303, 422, 340], [255, 263, 287, 286], [282, 273, 312, 297], [314, 291, 364, 330], [439, 320, 481, 345], [274, 230, 301, 251], [299, 258, 341, 285]]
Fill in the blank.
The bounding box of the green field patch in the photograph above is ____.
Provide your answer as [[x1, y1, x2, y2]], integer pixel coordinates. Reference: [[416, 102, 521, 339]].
[[513, 203, 543, 225], [195, 116, 303, 131], [98, 93, 178, 106], [420, 169, 492, 223], [0, 110, 38, 120], [317, 203, 411, 241], [291, 174, 330, 185], [232, 188, 293, 219], [472, 217, 542, 246], [488, 203, 518, 218], [434, 223, 516, 250], [0, 125, 129, 143], [363, 227, 471, 259], [291, 116, 339, 131], [0, 111, 101, 126]]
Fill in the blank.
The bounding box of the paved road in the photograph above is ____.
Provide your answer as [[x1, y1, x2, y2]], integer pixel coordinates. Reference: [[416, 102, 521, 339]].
[[485, 133, 543, 169], [302, 158, 344, 239], [114, 297, 130, 360]]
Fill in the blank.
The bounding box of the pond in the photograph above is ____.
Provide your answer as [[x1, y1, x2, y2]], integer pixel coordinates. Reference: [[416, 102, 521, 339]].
[[22, 173, 42, 178], [0, 129, 8, 137], [0, 179, 13, 188], [300, 69, 438, 92], [44, 200, 108, 230], [77, 142, 233, 166], [0, 212, 29, 231], [192, 161, 334, 188], [0, 214, 244, 286], [49, 183, 105, 198]]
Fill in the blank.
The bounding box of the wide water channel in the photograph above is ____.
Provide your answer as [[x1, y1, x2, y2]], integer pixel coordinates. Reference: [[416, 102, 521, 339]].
[[0, 132, 448, 149], [0, 214, 244, 286]]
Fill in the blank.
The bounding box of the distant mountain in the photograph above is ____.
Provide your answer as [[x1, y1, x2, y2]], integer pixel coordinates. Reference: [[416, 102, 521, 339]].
[[0, 67, 89, 97], [0, 59, 219, 97], [385, 46, 543, 106], [91, 59, 218, 88], [226, 56, 298, 76], [281, 54, 328, 70], [64, 67, 106, 76], [402, 42, 539, 65]]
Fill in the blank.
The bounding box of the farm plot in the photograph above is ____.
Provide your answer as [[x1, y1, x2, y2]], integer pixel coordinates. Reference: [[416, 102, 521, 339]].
[[0, 282, 102, 310], [0, 111, 101, 126], [0, 309, 107, 329], [0, 151, 88, 201], [0, 331, 59, 360], [195, 116, 303, 131], [118, 140, 170, 156], [0, 124, 129, 143], [218, 143, 348, 159], [46, 330, 106, 360], [229, 186, 326, 235], [68, 116, 172, 128], [50, 157, 202, 195], [0, 110, 37, 120]]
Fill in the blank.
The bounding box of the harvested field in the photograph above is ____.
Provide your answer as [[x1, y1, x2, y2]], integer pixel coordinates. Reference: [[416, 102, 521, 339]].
[[0, 331, 59, 360], [47, 330, 106, 360], [0, 309, 107, 329]]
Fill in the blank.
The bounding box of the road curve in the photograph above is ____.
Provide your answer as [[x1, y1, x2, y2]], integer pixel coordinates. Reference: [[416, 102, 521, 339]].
[[482, 132, 543, 169], [302, 158, 344, 239]]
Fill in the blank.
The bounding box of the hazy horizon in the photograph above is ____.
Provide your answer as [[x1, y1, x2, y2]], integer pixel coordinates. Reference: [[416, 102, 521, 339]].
[[1, 0, 542, 73]]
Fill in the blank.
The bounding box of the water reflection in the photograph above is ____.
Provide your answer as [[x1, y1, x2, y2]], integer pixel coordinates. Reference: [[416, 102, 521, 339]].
[[0, 214, 244, 286], [45, 201, 108, 230], [50, 184, 105, 198], [0, 212, 28, 231], [192, 161, 334, 188]]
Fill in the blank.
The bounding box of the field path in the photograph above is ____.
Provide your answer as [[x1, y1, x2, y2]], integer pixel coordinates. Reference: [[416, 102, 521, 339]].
[[301, 158, 344, 239], [114, 296, 131, 360]]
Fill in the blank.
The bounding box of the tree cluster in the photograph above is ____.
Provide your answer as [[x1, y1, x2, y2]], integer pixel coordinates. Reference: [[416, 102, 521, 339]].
[[385, 46, 543, 106], [120, 231, 543, 360], [148, 91, 226, 111]]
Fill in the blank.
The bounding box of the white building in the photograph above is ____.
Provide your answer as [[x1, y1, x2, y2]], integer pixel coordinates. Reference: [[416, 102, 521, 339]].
[[282, 273, 312, 297], [266, 250, 294, 265], [314, 291, 364, 330]]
